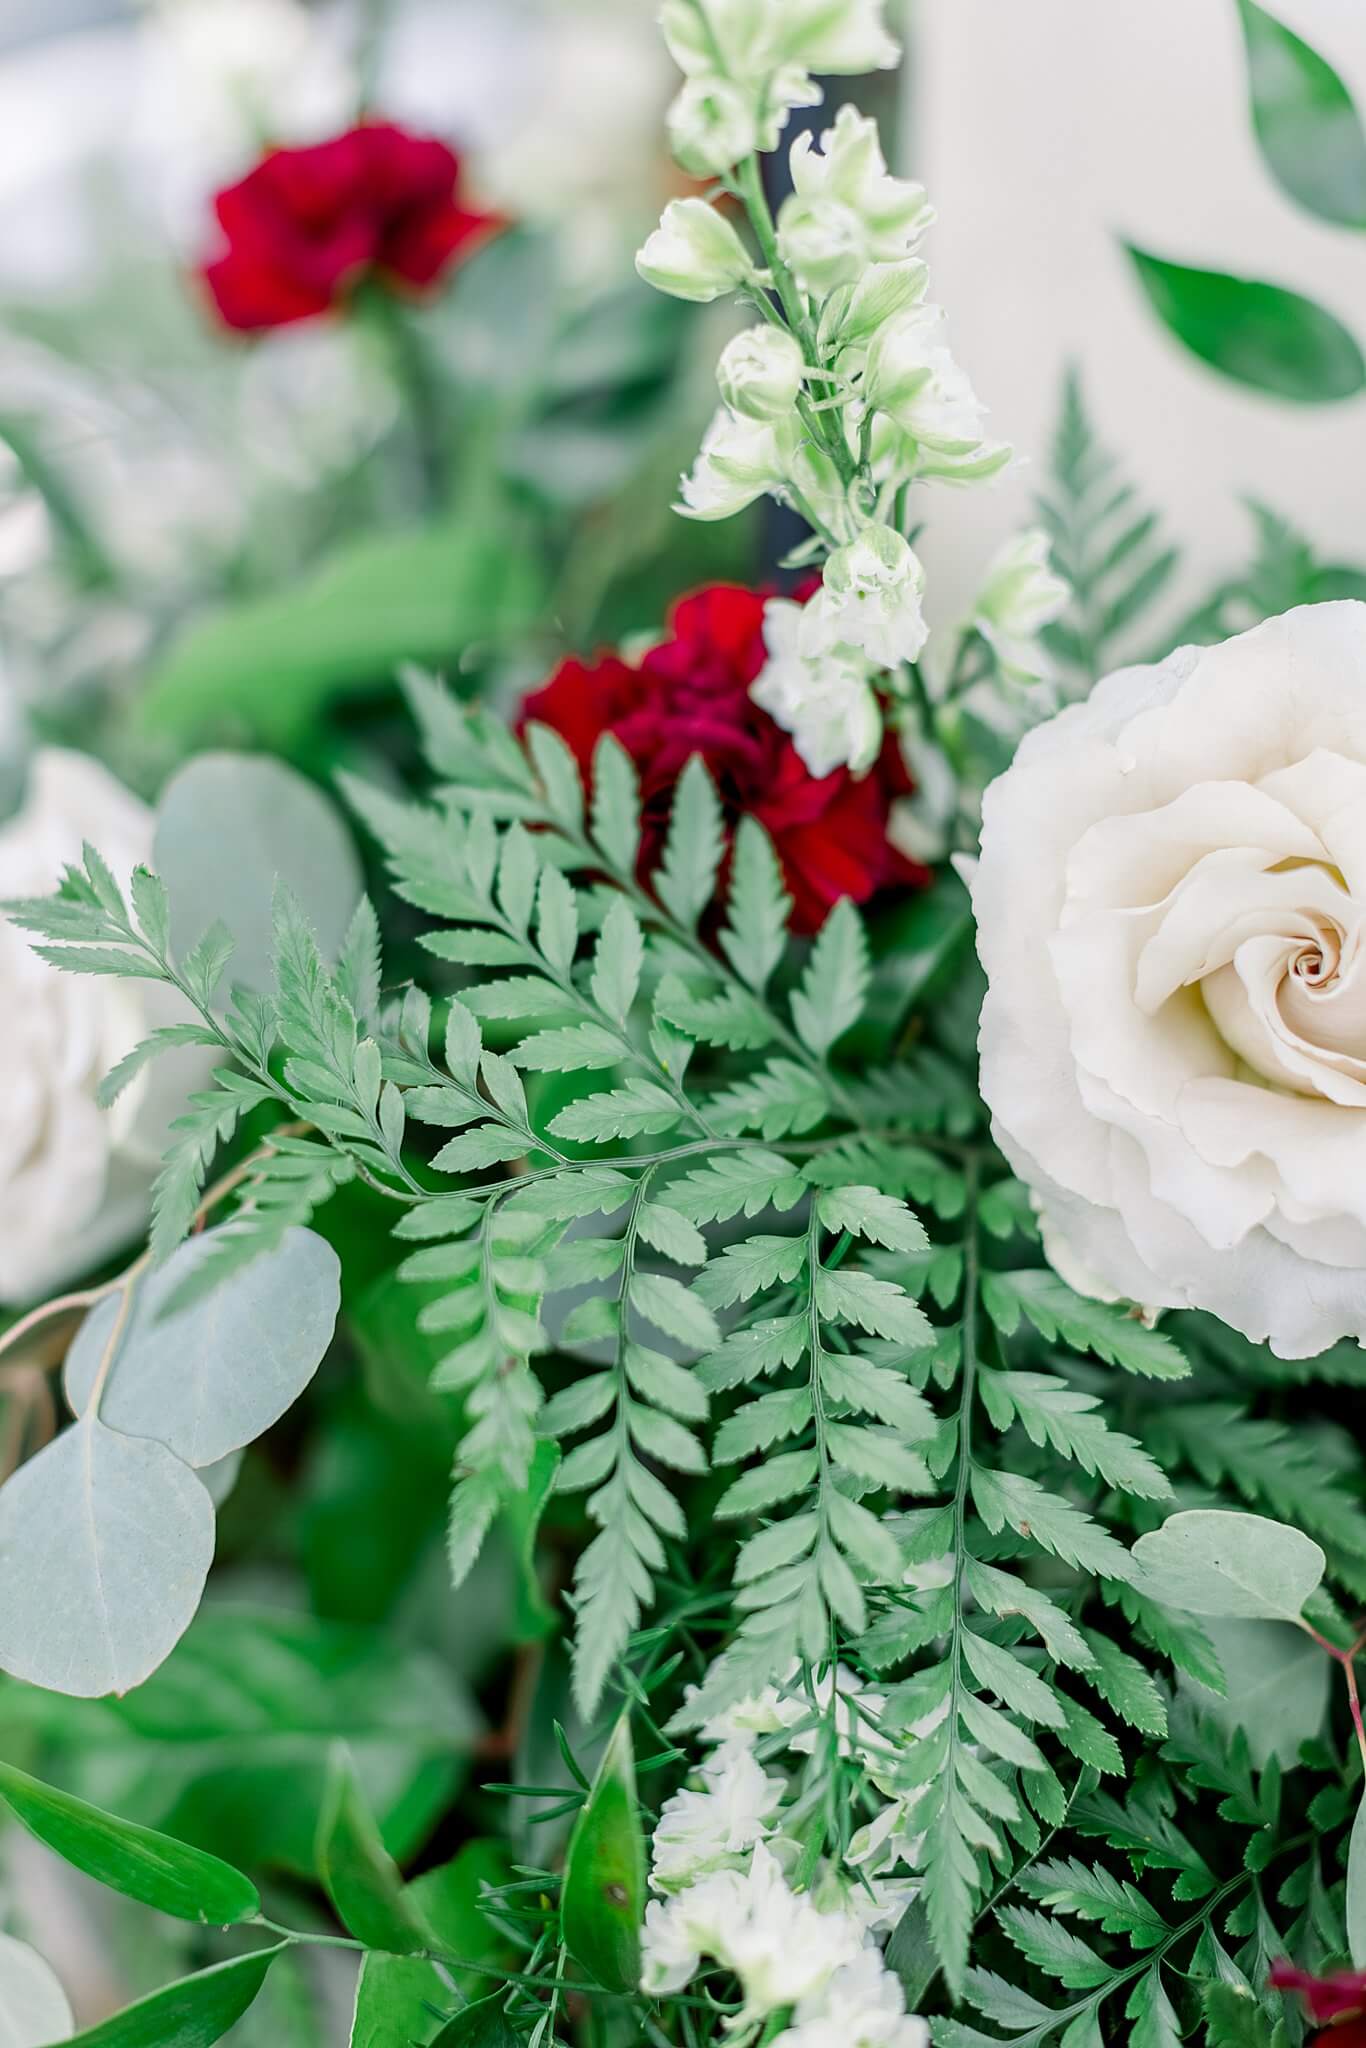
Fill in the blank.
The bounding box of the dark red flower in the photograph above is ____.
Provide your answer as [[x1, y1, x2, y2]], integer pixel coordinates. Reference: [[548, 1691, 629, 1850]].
[[201, 122, 504, 332], [1271, 1964, 1366, 2043], [519, 583, 928, 933]]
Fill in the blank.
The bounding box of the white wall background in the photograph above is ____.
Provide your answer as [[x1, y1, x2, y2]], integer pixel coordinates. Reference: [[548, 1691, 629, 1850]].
[[908, 0, 1366, 623]]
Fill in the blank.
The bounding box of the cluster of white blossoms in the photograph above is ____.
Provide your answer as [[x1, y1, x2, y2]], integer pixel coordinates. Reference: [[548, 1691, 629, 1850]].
[[641, 1662, 935, 2040], [634, 0, 1069, 795]]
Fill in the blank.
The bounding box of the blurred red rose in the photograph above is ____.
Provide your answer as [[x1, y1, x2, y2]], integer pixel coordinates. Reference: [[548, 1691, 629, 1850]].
[[1271, 1964, 1366, 2043], [201, 122, 504, 332], [519, 584, 927, 933]]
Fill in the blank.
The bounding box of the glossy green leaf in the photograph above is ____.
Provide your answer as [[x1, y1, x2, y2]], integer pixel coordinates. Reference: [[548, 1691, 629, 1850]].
[[348, 1840, 514, 2046], [60, 1947, 282, 2048], [560, 1715, 646, 1991], [1239, 0, 1366, 227], [428, 1995, 520, 2047], [0, 1759, 259, 1926], [317, 1747, 435, 1954], [1127, 246, 1365, 402]]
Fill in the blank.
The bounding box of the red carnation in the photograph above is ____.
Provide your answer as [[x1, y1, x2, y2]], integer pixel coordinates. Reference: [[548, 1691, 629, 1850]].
[[519, 584, 927, 934], [1271, 1964, 1366, 2044], [201, 121, 504, 332]]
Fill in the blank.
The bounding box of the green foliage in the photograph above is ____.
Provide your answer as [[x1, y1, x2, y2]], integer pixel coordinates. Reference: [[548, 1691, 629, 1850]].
[[15, 670, 1366, 2048], [1036, 369, 1180, 685], [1238, 0, 1366, 227], [560, 1715, 647, 1992], [1126, 246, 1365, 404]]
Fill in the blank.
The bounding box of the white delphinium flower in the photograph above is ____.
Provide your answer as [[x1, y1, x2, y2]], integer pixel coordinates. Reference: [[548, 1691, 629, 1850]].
[[651, 1743, 786, 1892], [752, 599, 882, 777], [804, 525, 929, 670], [636, 197, 755, 302], [862, 306, 990, 457], [772, 1949, 931, 2048], [642, 1842, 867, 2015], [971, 528, 1070, 685], [677, 407, 793, 520], [659, 0, 899, 160], [718, 326, 806, 422], [777, 107, 933, 296], [667, 74, 759, 175]]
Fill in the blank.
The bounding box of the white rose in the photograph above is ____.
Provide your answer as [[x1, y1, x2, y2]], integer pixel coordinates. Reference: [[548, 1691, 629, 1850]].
[[0, 751, 204, 1304], [973, 602, 1366, 1359]]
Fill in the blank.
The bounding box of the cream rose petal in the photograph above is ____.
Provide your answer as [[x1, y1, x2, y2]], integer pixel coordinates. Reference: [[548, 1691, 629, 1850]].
[[974, 601, 1366, 1358]]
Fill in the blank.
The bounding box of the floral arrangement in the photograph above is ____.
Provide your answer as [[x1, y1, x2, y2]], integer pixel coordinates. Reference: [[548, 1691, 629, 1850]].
[[5, 4, 1366, 2047]]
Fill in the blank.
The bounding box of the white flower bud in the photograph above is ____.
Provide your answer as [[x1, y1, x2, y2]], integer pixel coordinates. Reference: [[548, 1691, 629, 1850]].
[[803, 523, 928, 670], [636, 198, 754, 303], [862, 306, 988, 454], [677, 407, 790, 520], [777, 107, 933, 294], [752, 598, 882, 776], [717, 325, 805, 421], [972, 528, 1070, 682], [667, 76, 758, 176]]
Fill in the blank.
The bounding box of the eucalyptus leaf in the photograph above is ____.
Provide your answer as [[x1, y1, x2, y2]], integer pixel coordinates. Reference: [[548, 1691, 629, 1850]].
[[0, 1760, 259, 1925], [1179, 1617, 1329, 1769], [1349, 1788, 1366, 1967], [1126, 246, 1365, 402], [59, 1947, 283, 2048], [560, 1715, 645, 1992], [1132, 1509, 1324, 1624], [1238, 0, 1366, 227], [155, 754, 362, 995], [0, 1417, 214, 1697], [0, 1932, 73, 2047], [63, 1228, 340, 1469]]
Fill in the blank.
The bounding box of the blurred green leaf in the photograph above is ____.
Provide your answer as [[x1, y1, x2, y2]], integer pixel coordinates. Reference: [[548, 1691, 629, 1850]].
[[852, 870, 975, 1059], [1238, 0, 1366, 227], [1126, 246, 1365, 401], [560, 1714, 645, 1992], [139, 518, 544, 750], [62, 1947, 283, 2048], [35, 1607, 476, 1879], [317, 1747, 435, 1954]]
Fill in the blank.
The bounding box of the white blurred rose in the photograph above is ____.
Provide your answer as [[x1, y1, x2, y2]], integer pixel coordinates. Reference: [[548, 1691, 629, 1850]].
[[0, 751, 205, 1304], [974, 601, 1366, 1358]]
